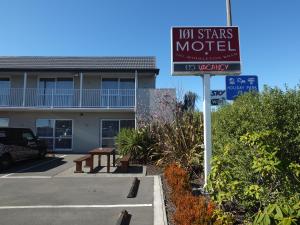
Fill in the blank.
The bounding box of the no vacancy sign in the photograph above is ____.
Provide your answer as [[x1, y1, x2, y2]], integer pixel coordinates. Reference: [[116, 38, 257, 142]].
[[171, 27, 241, 75]]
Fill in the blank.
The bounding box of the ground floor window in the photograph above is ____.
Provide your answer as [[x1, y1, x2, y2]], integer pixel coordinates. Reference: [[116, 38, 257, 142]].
[[36, 119, 73, 151], [0, 118, 9, 127], [101, 119, 135, 147]]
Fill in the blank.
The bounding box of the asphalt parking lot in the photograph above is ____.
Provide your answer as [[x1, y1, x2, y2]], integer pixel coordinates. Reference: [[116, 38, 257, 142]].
[[0, 155, 164, 225]]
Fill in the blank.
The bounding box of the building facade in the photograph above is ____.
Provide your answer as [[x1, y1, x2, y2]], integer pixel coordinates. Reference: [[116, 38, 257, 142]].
[[0, 56, 175, 153]]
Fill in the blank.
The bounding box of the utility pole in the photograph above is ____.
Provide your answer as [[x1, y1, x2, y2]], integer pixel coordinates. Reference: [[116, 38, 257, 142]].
[[226, 0, 232, 26]]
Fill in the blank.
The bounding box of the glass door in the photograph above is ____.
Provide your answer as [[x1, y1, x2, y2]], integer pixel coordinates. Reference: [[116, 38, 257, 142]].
[[36, 119, 54, 150], [101, 78, 118, 107], [36, 119, 73, 151], [55, 78, 73, 107], [119, 79, 135, 107], [101, 119, 135, 147], [38, 78, 55, 107], [101, 120, 119, 147], [55, 120, 72, 150], [0, 78, 10, 106]]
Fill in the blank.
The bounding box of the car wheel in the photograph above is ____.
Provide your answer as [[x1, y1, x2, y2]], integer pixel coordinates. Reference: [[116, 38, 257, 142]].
[[0, 154, 12, 170]]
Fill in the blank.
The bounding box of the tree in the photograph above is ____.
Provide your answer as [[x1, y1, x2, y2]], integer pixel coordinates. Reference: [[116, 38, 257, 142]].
[[178, 91, 198, 112]]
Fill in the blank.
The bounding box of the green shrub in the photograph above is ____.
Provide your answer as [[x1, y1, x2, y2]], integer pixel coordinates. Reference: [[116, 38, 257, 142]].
[[116, 111, 205, 171], [253, 194, 300, 225], [154, 111, 204, 172], [115, 127, 156, 163], [208, 85, 300, 222]]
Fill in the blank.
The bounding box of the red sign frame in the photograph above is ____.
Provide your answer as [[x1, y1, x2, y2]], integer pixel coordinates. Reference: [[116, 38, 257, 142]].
[[171, 26, 241, 75]]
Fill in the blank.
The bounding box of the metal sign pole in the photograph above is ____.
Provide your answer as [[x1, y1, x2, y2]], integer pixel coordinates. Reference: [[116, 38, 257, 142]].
[[203, 0, 232, 187], [203, 74, 212, 187], [226, 0, 232, 26]]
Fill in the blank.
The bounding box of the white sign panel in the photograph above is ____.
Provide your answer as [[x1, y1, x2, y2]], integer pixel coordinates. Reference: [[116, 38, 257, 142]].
[[211, 90, 226, 106]]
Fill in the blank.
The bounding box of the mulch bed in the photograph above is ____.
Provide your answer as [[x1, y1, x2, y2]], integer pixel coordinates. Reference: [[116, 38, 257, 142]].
[[146, 163, 164, 175], [161, 175, 176, 225], [146, 163, 247, 225], [146, 163, 206, 225]]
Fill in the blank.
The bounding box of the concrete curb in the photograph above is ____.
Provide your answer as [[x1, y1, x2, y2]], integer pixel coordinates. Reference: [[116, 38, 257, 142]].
[[153, 175, 168, 225]]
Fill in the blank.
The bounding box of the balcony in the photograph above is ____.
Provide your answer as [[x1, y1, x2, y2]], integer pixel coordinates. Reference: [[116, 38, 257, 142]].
[[0, 88, 135, 109]]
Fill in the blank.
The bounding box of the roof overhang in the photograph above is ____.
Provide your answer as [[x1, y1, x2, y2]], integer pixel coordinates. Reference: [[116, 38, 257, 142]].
[[0, 68, 160, 75]]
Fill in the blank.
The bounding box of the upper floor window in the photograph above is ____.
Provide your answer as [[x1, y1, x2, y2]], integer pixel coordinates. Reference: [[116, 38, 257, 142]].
[[102, 78, 118, 89], [120, 79, 135, 89], [0, 79, 10, 106], [0, 118, 9, 127], [39, 78, 73, 90], [38, 78, 74, 107], [0, 78, 10, 89], [56, 78, 73, 89], [101, 78, 134, 90]]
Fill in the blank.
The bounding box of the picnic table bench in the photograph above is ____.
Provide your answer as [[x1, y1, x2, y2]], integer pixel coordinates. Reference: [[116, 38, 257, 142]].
[[116, 154, 131, 173], [73, 155, 92, 173], [73, 149, 131, 173]]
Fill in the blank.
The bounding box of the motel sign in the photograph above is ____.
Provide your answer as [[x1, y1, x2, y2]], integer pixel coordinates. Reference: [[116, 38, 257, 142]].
[[171, 27, 241, 75]]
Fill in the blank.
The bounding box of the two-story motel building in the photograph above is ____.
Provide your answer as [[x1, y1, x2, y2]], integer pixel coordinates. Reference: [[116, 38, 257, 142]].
[[0, 56, 175, 153]]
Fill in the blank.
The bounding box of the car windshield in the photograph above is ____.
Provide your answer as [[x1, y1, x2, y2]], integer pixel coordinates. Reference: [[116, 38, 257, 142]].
[[22, 131, 35, 141]]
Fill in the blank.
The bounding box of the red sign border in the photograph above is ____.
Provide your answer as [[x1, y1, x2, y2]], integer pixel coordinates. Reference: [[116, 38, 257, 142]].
[[171, 26, 242, 76]]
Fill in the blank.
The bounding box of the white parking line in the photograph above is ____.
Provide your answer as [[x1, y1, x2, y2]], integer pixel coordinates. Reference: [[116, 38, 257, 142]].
[[0, 204, 153, 209], [0, 155, 67, 178], [0, 176, 52, 179], [0, 173, 14, 178]]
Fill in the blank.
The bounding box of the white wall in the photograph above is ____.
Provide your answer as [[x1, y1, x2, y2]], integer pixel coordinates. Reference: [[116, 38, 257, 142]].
[[0, 111, 134, 153]]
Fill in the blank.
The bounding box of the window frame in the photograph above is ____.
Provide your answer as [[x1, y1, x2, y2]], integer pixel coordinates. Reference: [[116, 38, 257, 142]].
[[36, 119, 73, 151], [100, 77, 135, 90], [100, 119, 135, 148], [0, 118, 9, 127], [37, 77, 74, 91]]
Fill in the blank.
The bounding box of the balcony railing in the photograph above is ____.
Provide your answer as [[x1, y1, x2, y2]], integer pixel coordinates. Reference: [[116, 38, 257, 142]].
[[0, 88, 135, 109]]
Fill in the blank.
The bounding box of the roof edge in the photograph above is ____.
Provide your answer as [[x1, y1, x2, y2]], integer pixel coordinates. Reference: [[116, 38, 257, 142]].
[[0, 68, 160, 75]]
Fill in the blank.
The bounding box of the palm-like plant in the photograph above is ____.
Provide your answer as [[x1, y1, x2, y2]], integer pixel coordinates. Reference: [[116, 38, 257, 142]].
[[177, 91, 198, 113]]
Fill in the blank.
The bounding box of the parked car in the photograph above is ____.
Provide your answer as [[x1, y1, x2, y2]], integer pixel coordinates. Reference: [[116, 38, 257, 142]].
[[0, 128, 48, 170]]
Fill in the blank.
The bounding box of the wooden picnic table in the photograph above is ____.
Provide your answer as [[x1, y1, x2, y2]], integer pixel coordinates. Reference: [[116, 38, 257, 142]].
[[88, 148, 116, 173]]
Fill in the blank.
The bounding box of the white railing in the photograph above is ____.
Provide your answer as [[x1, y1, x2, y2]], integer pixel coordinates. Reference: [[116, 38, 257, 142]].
[[0, 88, 135, 108]]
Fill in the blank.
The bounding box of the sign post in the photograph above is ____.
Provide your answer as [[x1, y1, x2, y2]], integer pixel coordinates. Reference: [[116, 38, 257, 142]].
[[171, 26, 241, 187], [203, 74, 212, 187], [226, 0, 232, 26]]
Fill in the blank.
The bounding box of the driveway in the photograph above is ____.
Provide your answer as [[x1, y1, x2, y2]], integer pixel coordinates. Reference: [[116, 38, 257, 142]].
[[0, 154, 165, 225]]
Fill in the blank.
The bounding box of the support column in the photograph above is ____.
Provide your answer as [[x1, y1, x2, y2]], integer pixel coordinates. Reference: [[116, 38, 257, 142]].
[[22, 72, 27, 107], [79, 72, 83, 107], [203, 74, 212, 187], [134, 70, 138, 129]]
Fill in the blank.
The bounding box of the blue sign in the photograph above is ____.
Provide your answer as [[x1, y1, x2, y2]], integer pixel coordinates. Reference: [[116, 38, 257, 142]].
[[226, 75, 259, 100]]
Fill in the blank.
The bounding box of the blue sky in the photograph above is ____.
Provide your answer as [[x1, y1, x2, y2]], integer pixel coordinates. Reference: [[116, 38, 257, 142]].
[[0, 0, 299, 108]]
